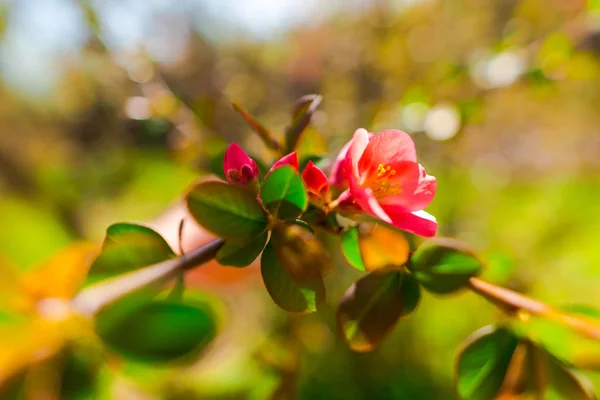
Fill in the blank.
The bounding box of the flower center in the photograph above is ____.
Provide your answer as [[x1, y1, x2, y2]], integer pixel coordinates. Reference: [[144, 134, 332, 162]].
[[362, 164, 403, 198]]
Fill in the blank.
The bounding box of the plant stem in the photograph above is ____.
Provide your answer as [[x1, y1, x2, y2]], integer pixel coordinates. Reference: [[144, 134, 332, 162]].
[[468, 277, 600, 341], [70, 239, 224, 317]]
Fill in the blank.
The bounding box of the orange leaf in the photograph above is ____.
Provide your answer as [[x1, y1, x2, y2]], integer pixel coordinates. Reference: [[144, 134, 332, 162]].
[[358, 224, 410, 271], [21, 242, 100, 301]]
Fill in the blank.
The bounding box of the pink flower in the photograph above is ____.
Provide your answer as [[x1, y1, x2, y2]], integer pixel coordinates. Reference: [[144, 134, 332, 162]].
[[332, 128, 437, 237], [269, 152, 299, 173], [302, 161, 329, 199], [223, 142, 259, 185]]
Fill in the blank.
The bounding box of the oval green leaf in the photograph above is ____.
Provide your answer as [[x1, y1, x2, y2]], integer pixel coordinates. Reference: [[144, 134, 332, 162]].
[[86, 223, 175, 286], [97, 299, 217, 363], [456, 325, 595, 399], [455, 325, 519, 400], [410, 237, 483, 294], [260, 166, 308, 220], [260, 239, 325, 314], [341, 226, 366, 271], [187, 181, 267, 239], [216, 230, 269, 268], [337, 269, 421, 352]]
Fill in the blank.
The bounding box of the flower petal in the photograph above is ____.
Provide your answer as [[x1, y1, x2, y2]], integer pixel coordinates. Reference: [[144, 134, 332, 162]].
[[348, 177, 392, 224], [357, 130, 417, 178], [330, 130, 373, 185], [223, 142, 259, 184], [385, 209, 438, 237], [378, 163, 436, 212], [346, 128, 370, 179], [302, 161, 329, 198], [270, 152, 299, 173]]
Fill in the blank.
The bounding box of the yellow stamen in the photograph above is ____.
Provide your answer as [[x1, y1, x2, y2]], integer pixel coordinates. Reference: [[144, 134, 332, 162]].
[[365, 164, 403, 197]]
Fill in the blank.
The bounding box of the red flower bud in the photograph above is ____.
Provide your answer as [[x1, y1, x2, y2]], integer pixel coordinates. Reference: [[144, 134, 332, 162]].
[[223, 142, 259, 185], [302, 161, 329, 199]]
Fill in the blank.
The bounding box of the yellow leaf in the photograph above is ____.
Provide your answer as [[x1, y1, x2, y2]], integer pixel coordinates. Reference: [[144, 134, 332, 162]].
[[0, 316, 64, 389], [358, 224, 410, 271], [21, 242, 100, 301], [0, 255, 32, 313]]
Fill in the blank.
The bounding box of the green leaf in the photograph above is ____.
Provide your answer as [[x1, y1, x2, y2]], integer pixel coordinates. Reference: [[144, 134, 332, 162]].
[[260, 239, 325, 314], [455, 325, 519, 400], [409, 237, 482, 294], [539, 347, 595, 399], [216, 230, 269, 267], [455, 325, 595, 399], [86, 223, 175, 285], [284, 94, 322, 153], [232, 103, 280, 152], [341, 226, 366, 271], [60, 350, 100, 400], [260, 166, 308, 220], [271, 224, 331, 278], [337, 269, 420, 352], [511, 305, 600, 370], [97, 299, 217, 363], [187, 181, 268, 239]]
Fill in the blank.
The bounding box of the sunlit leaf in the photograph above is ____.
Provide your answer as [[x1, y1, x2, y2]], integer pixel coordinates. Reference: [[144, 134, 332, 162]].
[[341, 226, 366, 271], [358, 224, 409, 271], [410, 237, 482, 294], [337, 269, 420, 352], [86, 223, 175, 285], [97, 299, 218, 363], [0, 315, 64, 394], [455, 325, 518, 400], [260, 166, 308, 220], [260, 239, 325, 314], [187, 181, 268, 239], [21, 242, 99, 300], [0, 258, 31, 313], [216, 229, 269, 268]]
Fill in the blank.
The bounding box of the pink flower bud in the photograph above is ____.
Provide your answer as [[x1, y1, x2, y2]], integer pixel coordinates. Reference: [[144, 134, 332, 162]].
[[269, 152, 299, 173], [302, 161, 329, 199], [223, 142, 259, 185]]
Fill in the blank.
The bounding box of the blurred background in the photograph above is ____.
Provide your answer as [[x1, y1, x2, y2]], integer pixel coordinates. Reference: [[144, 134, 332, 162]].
[[1, 0, 600, 398]]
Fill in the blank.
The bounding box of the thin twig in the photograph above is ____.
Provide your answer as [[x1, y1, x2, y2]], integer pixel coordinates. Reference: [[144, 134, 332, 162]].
[[70, 239, 224, 317], [468, 277, 600, 341]]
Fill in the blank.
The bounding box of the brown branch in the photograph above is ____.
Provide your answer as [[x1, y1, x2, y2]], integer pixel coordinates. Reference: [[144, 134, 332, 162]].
[[70, 238, 224, 317], [468, 277, 600, 341]]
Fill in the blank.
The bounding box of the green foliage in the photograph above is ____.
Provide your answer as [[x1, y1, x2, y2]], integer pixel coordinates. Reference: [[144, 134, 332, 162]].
[[455, 326, 518, 400], [336, 268, 420, 352], [216, 230, 269, 267], [86, 223, 175, 285], [409, 238, 482, 294], [187, 181, 268, 239], [232, 102, 280, 152], [341, 226, 366, 271], [511, 305, 600, 370], [260, 165, 308, 220], [455, 325, 594, 399], [60, 349, 100, 400], [260, 239, 325, 313], [284, 94, 322, 153], [96, 299, 217, 363]]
